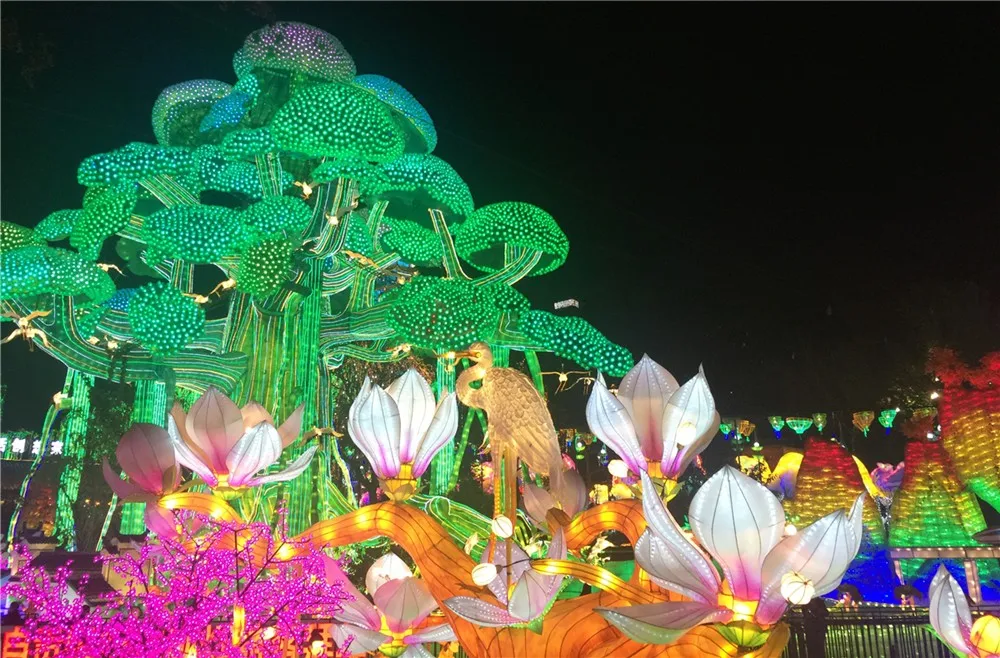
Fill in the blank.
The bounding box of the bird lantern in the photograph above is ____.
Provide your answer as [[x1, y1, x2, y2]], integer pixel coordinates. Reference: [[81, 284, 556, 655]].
[[812, 413, 827, 433], [768, 416, 785, 438], [853, 411, 875, 436], [785, 417, 813, 436]]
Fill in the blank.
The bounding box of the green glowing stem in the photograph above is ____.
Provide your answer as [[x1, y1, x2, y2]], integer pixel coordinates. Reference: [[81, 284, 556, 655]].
[[95, 493, 118, 552], [523, 349, 545, 394], [473, 246, 542, 288], [54, 369, 94, 551], [428, 209, 470, 280], [5, 403, 60, 551], [328, 438, 356, 507], [430, 357, 457, 495], [254, 153, 283, 197], [449, 408, 486, 493]]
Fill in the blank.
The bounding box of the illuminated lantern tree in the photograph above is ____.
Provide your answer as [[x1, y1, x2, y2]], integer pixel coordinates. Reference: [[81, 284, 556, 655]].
[[888, 440, 991, 578], [931, 349, 1000, 514], [784, 438, 885, 544], [0, 21, 631, 536]]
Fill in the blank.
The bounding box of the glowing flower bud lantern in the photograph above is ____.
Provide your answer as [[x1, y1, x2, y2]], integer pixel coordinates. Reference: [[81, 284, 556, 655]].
[[471, 563, 499, 586], [785, 417, 813, 436], [768, 416, 785, 438], [812, 413, 827, 433], [491, 516, 514, 539], [878, 408, 898, 434], [853, 411, 875, 437], [608, 459, 630, 479], [586, 355, 719, 502], [347, 369, 459, 501], [780, 572, 815, 605]]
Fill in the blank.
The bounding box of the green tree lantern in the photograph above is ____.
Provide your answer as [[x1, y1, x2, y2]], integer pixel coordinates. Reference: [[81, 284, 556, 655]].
[[386, 277, 497, 352], [518, 310, 633, 377]]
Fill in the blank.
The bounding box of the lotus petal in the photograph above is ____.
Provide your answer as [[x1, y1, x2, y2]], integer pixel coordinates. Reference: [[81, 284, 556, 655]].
[[226, 422, 281, 486], [411, 393, 458, 478], [348, 378, 402, 478], [404, 622, 456, 645], [660, 365, 719, 478], [586, 376, 647, 474], [522, 484, 558, 527], [115, 423, 178, 494], [277, 404, 304, 448], [101, 458, 144, 499], [323, 555, 382, 630], [929, 565, 976, 657], [689, 466, 785, 601], [597, 600, 733, 645], [167, 414, 217, 485], [331, 623, 389, 655], [186, 387, 244, 474], [247, 445, 317, 485], [483, 540, 531, 605], [144, 505, 179, 539], [374, 576, 437, 633], [635, 472, 721, 603], [509, 568, 557, 622], [618, 354, 679, 462], [443, 596, 522, 627], [561, 467, 587, 517], [366, 553, 413, 596], [240, 402, 274, 430], [387, 369, 436, 464], [755, 500, 863, 625]]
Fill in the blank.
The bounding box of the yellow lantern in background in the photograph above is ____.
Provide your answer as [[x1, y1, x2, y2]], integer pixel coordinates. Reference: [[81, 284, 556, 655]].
[[971, 615, 1000, 656], [780, 572, 815, 605]]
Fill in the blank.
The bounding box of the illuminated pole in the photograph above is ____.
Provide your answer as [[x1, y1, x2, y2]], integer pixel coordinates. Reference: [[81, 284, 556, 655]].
[[430, 356, 457, 495], [53, 369, 94, 551], [5, 402, 60, 550]]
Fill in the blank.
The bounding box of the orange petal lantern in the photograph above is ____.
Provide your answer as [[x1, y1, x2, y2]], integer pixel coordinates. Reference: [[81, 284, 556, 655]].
[[852, 411, 875, 437]]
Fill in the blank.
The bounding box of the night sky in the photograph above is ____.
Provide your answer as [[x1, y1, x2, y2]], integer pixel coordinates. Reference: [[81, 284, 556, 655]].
[[2, 3, 998, 468]]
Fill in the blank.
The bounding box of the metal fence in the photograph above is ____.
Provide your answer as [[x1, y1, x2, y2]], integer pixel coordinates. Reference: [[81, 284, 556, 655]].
[[782, 607, 952, 658]]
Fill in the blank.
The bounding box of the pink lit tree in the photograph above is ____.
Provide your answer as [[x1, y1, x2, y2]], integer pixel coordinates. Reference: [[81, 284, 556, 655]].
[[7, 510, 352, 658]]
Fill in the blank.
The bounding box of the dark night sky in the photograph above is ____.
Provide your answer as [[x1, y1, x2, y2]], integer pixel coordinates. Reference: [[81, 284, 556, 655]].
[[2, 3, 999, 465]]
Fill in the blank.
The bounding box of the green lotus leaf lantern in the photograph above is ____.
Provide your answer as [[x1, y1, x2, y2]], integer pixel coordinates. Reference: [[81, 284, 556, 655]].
[[768, 415, 785, 438], [878, 408, 898, 433], [853, 411, 875, 437], [812, 412, 827, 433]]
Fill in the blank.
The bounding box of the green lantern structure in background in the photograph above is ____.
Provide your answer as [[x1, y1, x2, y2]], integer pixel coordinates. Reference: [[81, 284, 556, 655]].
[[785, 417, 814, 436], [0, 21, 632, 543]]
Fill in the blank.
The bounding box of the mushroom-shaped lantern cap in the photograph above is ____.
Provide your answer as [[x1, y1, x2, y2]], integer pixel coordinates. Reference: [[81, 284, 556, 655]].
[[378, 217, 443, 266], [241, 196, 313, 242], [354, 74, 438, 154], [311, 159, 390, 197], [271, 83, 405, 162], [233, 22, 356, 83], [70, 182, 139, 262], [128, 281, 206, 357], [78, 143, 194, 188], [455, 202, 569, 277], [519, 310, 634, 377], [1, 222, 45, 253], [34, 210, 81, 242], [220, 127, 277, 160], [1, 245, 115, 304], [152, 79, 233, 147], [387, 276, 498, 352], [142, 205, 244, 263], [381, 154, 475, 222]]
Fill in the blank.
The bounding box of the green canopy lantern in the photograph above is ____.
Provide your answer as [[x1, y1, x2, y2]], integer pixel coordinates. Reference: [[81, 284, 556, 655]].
[[878, 408, 899, 433], [719, 420, 735, 440], [768, 416, 785, 438], [785, 417, 813, 435], [812, 412, 827, 433]]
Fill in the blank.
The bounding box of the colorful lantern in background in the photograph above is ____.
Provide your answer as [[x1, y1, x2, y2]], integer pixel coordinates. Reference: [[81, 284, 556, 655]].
[[785, 417, 813, 436], [719, 421, 734, 440], [878, 408, 898, 433], [812, 413, 827, 433], [737, 419, 755, 442], [852, 411, 875, 436], [768, 416, 785, 438]]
